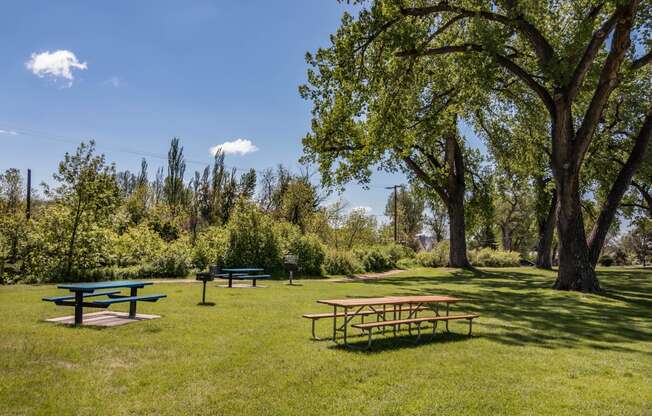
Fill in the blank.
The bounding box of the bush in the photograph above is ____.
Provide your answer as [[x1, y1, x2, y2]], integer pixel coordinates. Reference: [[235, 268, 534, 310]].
[[224, 202, 282, 272], [397, 257, 418, 269], [111, 224, 165, 267], [469, 248, 520, 267], [355, 246, 394, 272], [384, 244, 415, 263], [416, 240, 449, 267], [324, 250, 363, 275], [599, 255, 614, 267], [150, 238, 192, 277], [192, 226, 229, 270], [288, 234, 325, 276]]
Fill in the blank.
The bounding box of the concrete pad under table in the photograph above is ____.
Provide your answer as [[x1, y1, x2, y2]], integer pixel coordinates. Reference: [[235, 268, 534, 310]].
[[45, 311, 161, 327]]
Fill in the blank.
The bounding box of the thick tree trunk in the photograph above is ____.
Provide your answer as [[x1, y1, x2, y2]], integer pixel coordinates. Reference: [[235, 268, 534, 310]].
[[445, 135, 470, 268], [501, 225, 512, 252], [535, 192, 557, 269], [552, 172, 601, 292], [447, 192, 469, 267]]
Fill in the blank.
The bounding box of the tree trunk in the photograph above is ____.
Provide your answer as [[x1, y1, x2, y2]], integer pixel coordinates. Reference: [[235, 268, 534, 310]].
[[552, 172, 601, 292], [535, 192, 557, 269], [447, 193, 469, 267], [588, 108, 652, 266], [501, 224, 512, 252], [446, 135, 470, 268]]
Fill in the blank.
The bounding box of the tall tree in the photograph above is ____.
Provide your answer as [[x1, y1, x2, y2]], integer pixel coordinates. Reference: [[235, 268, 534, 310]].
[[320, 1, 652, 291], [164, 137, 186, 215], [45, 141, 119, 275]]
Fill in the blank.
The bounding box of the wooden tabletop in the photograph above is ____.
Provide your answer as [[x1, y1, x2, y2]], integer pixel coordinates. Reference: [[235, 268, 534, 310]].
[[317, 295, 462, 307]]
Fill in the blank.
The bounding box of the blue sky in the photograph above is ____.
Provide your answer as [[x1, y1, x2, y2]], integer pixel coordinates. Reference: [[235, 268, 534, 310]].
[[0, 1, 483, 219]]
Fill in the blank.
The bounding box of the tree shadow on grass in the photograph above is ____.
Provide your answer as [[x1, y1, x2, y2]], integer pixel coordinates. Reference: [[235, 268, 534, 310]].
[[350, 267, 652, 353], [328, 331, 472, 354]]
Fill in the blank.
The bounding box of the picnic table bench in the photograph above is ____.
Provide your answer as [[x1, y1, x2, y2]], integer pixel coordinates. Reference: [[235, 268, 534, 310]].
[[42, 280, 166, 326], [307, 295, 479, 349]]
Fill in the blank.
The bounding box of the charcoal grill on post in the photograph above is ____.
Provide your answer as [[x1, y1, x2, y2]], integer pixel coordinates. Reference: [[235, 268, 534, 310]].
[[284, 254, 298, 285]]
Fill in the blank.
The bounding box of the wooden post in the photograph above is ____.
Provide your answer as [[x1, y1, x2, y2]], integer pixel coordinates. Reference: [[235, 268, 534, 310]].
[[26, 169, 31, 220]]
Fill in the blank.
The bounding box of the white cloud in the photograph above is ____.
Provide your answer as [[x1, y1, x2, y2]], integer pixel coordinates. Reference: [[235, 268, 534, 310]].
[[26, 50, 87, 86], [209, 139, 259, 156], [0, 129, 18, 136]]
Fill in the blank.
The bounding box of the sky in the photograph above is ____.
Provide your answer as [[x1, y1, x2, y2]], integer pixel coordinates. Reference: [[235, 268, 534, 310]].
[[0, 1, 484, 220]]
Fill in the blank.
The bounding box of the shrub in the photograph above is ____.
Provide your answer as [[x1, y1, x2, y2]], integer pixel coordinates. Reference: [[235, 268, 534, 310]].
[[288, 234, 325, 276], [599, 255, 614, 267], [469, 248, 520, 267], [416, 240, 449, 267], [192, 226, 229, 270], [355, 246, 394, 272], [384, 244, 415, 263], [324, 250, 363, 275], [149, 237, 192, 277], [397, 257, 418, 269], [111, 224, 165, 267], [224, 202, 282, 272]]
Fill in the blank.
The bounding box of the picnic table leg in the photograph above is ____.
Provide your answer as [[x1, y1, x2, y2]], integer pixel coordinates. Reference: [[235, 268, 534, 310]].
[[343, 307, 349, 347], [253, 278, 257, 287], [129, 287, 137, 318], [445, 303, 450, 332], [332, 305, 337, 343], [74, 291, 83, 326], [201, 280, 207, 303]]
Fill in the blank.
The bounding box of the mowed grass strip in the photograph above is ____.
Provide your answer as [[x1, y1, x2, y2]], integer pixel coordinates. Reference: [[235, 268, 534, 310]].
[[0, 267, 650, 415]]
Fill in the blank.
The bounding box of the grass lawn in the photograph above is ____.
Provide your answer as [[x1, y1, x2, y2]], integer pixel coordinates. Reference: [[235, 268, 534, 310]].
[[1, 267, 651, 415]]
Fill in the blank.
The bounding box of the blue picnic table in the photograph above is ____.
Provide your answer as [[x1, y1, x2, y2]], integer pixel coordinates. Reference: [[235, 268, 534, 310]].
[[43, 280, 166, 326], [219, 268, 268, 287]]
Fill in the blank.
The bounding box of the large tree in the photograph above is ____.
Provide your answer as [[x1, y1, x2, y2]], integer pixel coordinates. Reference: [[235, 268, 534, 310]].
[[315, 0, 652, 291], [301, 30, 486, 266], [45, 141, 119, 275]]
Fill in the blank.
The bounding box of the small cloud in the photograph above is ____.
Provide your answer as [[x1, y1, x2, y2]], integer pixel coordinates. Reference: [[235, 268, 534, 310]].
[[351, 206, 373, 214], [0, 129, 18, 136], [209, 138, 259, 156], [103, 76, 122, 87], [26, 50, 87, 87]]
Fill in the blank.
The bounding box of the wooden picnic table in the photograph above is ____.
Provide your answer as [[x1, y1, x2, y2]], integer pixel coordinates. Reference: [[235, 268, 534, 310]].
[[317, 295, 463, 348], [43, 280, 166, 326]]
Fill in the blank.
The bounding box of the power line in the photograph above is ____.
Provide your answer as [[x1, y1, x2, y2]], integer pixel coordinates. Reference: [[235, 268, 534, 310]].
[[0, 125, 272, 174]]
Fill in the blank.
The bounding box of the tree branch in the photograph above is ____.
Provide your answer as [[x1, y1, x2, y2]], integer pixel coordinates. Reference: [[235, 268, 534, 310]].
[[567, 4, 620, 100]]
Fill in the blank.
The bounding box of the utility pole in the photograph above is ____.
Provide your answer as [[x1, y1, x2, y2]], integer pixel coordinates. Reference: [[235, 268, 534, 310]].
[[26, 169, 32, 220], [385, 185, 400, 243]]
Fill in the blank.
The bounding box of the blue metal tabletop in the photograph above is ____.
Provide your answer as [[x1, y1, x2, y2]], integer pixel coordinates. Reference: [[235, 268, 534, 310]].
[[58, 280, 153, 293], [221, 268, 264, 273]]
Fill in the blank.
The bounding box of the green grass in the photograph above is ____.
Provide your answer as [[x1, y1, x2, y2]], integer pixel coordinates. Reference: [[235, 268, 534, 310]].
[[1, 267, 651, 415]]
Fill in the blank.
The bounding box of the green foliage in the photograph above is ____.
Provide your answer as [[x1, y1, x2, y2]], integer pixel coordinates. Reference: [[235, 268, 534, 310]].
[[225, 201, 282, 272], [354, 246, 394, 272], [150, 238, 192, 277], [192, 226, 229, 270], [287, 234, 325, 276], [111, 224, 165, 267], [323, 249, 363, 275], [469, 248, 521, 267], [22, 204, 114, 282], [416, 241, 450, 268]]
